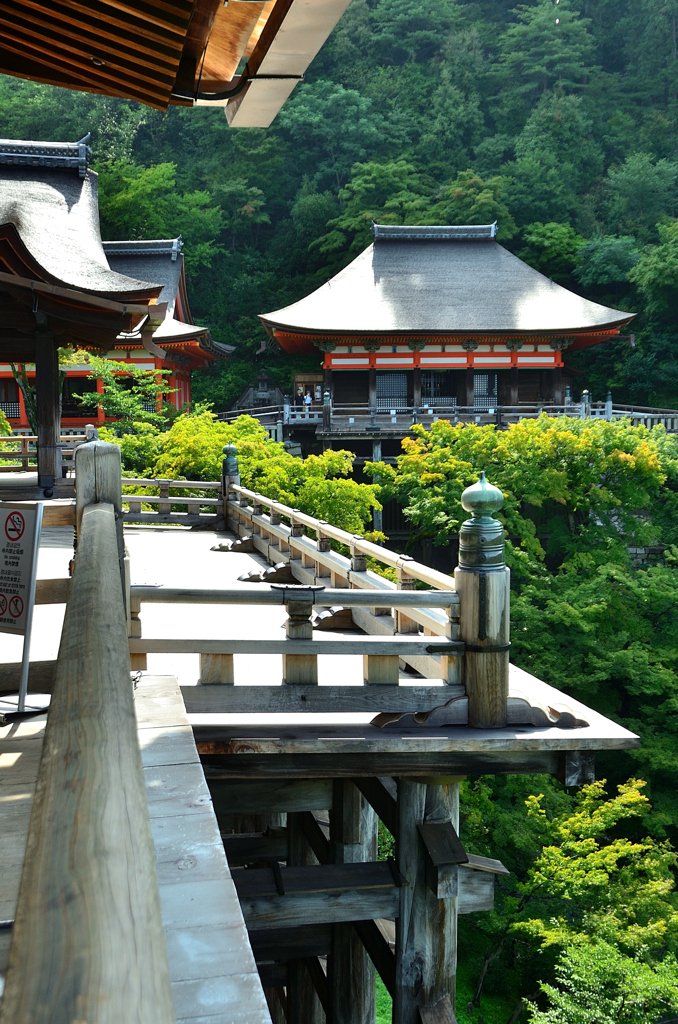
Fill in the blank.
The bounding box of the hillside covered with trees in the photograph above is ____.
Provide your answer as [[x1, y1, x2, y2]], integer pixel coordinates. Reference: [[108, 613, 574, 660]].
[[2, 0, 678, 410]]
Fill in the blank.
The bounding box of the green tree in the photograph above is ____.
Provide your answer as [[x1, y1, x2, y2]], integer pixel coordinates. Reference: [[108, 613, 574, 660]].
[[605, 153, 678, 239], [493, 0, 598, 122], [528, 943, 678, 1024], [629, 221, 678, 318], [149, 410, 381, 532], [518, 221, 585, 280], [574, 235, 640, 288], [278, 81, 408, 188], [97, 160, 224, 275], [432, 169, 517, 239], [75, 355, 173, 430]]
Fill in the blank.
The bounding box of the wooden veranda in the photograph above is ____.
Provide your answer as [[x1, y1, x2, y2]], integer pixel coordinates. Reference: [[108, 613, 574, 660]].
[[0, 442, 637, 1024]]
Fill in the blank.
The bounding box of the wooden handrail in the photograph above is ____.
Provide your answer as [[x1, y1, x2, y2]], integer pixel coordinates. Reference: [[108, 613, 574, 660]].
[[228, 484, 456, 592], [0, 507, 175, 1019]]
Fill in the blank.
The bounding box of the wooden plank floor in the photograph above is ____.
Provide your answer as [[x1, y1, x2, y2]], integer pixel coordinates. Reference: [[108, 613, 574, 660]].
[[0, 675, 271, 1024]]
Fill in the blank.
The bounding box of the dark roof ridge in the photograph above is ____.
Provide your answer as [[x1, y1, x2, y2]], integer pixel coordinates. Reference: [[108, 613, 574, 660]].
[[103, 238, 183, 260], [372, 223, 497, 240], [0, 136, 92, 178]]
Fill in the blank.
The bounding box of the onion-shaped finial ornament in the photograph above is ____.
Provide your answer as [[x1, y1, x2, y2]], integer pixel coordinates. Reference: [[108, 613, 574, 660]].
[[223, 443, 239, 476], [458, 472, 505, 570]]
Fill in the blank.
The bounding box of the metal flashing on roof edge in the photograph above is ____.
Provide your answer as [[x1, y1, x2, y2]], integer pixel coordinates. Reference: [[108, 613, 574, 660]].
[[103, 238, 184, 260], [372, 223, 498, 240], [0, 135, 92, 178]]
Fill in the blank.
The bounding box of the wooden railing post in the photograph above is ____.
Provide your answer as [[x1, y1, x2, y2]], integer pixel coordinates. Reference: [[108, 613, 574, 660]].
[[0, 503, 175, 1024], [283, 591, 317, 684], [453, 473, 510, 728], [75, 438, 125, 603]]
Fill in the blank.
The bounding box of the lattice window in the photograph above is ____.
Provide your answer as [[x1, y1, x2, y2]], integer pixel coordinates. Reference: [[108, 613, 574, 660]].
[[473, 373, 497, 410], [376, 372, 408, 410]]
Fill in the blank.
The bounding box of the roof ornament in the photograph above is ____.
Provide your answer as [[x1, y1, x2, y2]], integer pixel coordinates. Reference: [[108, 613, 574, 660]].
[[458, 472, 505, 571], [0, 134, 92, 177], [371, 223, 498, 241]]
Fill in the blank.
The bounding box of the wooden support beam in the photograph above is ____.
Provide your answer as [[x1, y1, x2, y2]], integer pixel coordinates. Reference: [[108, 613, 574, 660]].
[[210, 778, 333, 816], [222, 827, 289, 865], [183, 683, 463, 715], [199, 652, 234, 684], [328, 780, 377, 1024], [250, 924, 333, 961], [235, 863, 401, 931], [354, 777, 398, 838], [395, 781, 459, 1024], [287, 812, 324, 1024], [354, 919, 395, 997], [75, 440, 125, 609], [0, 503, 174, 1024], [199, 748, 562, 780]]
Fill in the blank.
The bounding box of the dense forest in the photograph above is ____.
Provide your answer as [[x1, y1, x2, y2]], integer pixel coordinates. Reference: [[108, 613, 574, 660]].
[[2, 0, 678, 1018], [2, 0, 678, 411]]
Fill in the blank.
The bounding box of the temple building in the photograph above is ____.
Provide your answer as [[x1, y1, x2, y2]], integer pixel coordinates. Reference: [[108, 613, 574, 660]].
[[0, 137, 230, 434], [260, 223, 634, 419]]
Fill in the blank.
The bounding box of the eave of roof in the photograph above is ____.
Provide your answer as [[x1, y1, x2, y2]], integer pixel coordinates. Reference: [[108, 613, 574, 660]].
[[261, 230, 635, 338], [0, 0, 354, 125], [0, 161, 162, 301]]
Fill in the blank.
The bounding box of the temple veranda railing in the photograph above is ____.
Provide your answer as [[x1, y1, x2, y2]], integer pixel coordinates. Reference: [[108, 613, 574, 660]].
[[126, 452, 582, 731]]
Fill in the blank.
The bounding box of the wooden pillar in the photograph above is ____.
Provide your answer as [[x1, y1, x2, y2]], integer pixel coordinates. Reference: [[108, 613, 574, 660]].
[[34, 330, 60, 494], [324, 367, 332, 393], [539, 369, 553, 404], [368, 366, 377, 412], [465, 368, 474, 409], [453, 473, 510, 728], [288, 814, 324, 1024], [395, 781, 459, 1024], [553, 366, 563, 405], [509, 366, 519, 407], [412, 367, 421, 409], [328, 781, 377, 1024]]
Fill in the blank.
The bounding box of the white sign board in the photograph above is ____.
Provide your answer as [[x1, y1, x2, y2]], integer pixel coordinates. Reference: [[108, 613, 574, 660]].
[[0, 503, 43, 712], [0, 506, 39, 634]]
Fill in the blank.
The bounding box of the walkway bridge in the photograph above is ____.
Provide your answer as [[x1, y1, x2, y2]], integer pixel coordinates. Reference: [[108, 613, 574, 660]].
[[0, 440, 637, 1024]]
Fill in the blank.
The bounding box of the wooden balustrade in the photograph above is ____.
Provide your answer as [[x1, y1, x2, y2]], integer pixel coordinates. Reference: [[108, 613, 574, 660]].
[[0, 439, 175, 1024]]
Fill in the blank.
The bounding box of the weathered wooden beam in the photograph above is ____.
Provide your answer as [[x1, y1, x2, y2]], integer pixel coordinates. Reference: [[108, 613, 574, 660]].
[[395, 782, 459, 1024], [250, 924, 333, 961], [287, 813, 324, 1024], [34, 330, 59, 492], [238, 886, 400, 932], [328, 781, 377, 1024], [0, 503, 175, 1024], [0, 659, 56, 696], [354, 919, 395, 998], [182, 684, 463, 715], [221, 828, 289, 865], [209, 778, 333, 816], [199, 745, 562, 779], [354, 777, 398, 838], [34, 577, 71, 605], [131, 636, 462, 656]]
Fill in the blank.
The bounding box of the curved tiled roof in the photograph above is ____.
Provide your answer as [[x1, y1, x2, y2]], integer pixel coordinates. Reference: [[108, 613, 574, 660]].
[[0, 164, 160, 300], [261, 227, 634, 337]]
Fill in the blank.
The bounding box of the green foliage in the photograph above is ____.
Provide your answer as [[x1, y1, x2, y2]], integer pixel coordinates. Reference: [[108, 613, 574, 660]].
[[605, 153, 678, 240], [75, 355, 173, 430], [518, 222, 585, 281], [574, 235, 640, 288], [528, 942, 678, 1024], [630, 221, 678, 319], [96, 160, 224, 275], [144, 410, 380, 533], [366, 418, 678, 821]]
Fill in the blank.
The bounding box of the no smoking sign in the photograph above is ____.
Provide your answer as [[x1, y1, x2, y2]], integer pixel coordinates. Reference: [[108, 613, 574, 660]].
[[5, 511, 24, 542]]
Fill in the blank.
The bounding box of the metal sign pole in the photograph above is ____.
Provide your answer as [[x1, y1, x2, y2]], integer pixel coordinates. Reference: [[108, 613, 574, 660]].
[[17, 503, 43, 712]]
